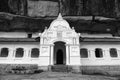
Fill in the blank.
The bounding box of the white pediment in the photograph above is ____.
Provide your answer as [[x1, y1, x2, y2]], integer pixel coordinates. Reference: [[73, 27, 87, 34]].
[[40, 13, 80, 44], [49, 13, 70, 30]]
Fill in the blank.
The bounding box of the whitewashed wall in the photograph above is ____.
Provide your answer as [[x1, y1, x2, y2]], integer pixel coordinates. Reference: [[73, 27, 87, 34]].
[[1, 40, 120, 66], [80, 42, 120, 66], [0, 42, 45, 65], [0, 32, 39, 38]]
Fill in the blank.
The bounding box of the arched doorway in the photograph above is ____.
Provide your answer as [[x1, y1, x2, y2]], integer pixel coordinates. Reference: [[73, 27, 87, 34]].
[[54, 41, 66, 65]]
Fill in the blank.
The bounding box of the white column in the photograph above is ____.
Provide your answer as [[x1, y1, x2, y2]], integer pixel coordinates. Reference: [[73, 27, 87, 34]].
[[50, 44, 54, 65], [66, 44, 69, 65]]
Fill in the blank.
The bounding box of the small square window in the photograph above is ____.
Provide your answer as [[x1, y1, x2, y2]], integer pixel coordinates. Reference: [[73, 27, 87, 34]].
[[28, 34, 32, 38]]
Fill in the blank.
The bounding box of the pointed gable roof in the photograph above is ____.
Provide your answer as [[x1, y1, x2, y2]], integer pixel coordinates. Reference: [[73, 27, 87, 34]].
[[49, 13, 70, 30]]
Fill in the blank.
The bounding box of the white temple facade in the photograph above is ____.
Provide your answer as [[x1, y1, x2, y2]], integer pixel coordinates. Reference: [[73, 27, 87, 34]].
[[1, 14, 120, 72], [39, 14, 80, 66]]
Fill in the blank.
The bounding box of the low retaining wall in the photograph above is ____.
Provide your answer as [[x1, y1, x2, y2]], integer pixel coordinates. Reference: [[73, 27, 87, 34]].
[[0, 64, 43, 74], [48, 65, 120, 76], [1, 64, 120, 76], [80, 66, 120, 76], [49, 65, 120, 76]]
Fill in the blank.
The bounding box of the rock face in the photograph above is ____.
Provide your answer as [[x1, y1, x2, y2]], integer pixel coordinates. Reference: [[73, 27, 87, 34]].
[[2, 0, 120, 17], [8, 0, 27, 15], [26, 0, 118, 17], [28, 0, 59, 17]]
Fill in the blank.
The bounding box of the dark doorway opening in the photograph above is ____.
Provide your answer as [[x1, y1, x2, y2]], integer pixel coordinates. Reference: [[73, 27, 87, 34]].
[[56, 49, 64, 64], [54, 41, 66, 65]]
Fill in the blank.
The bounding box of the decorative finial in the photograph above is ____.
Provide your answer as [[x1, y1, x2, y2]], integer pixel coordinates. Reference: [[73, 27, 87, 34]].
[[45, 27, 47, 29], [72, 27, 75, 30], [57, 13, 63, 20], [44, 26, 47, 31]]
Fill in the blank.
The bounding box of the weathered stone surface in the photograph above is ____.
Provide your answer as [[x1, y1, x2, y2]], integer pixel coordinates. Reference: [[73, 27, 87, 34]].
[[1, 0, 120, 17], [8, 0, 27, 15], [28, 0, 59, 17], [81, 66, 120, 76]]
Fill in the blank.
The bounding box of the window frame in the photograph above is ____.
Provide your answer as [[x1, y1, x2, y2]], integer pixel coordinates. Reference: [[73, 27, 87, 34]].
[[80, 48, 88, 58], [95, 48, 103, 58], [31, 48, 39, 58], [15, 48, 24, 58], [109, 48, 118, 58], [0, 48, 9, 58]]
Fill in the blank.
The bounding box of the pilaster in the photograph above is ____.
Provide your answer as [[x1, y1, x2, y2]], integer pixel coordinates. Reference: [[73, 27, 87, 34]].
[[50, 44, 54, 65], [66, 44, 71, 65]]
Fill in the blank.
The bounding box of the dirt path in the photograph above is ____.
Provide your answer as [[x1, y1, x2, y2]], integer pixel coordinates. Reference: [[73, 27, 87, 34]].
[[0, 72, 118, 80]]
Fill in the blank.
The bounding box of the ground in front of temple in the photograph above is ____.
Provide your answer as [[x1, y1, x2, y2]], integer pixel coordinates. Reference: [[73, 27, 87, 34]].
[[0, 72, 118, 80]]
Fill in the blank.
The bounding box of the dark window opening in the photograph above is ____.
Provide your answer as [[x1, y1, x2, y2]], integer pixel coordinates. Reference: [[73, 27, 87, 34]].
[[0, 48, 9, 57], [31, 48, 39, 58], [28, 33, 32, 38], [15, 48, 24, 58], [95, 48, 103, 58], [110, 48, 118, 57], [80, 48, 88, 58]]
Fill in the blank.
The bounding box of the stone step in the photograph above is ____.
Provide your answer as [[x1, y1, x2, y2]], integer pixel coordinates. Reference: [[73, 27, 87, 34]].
[[51, 65, 72, 72]]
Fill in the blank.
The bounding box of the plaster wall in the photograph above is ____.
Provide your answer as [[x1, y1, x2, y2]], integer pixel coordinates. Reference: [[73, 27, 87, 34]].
[[0, 32, 39, 38], [0, 32, 27, 38], [80, 42, 120, 66], [0, 42, 46, 65], [0, 40, 120, 67]]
